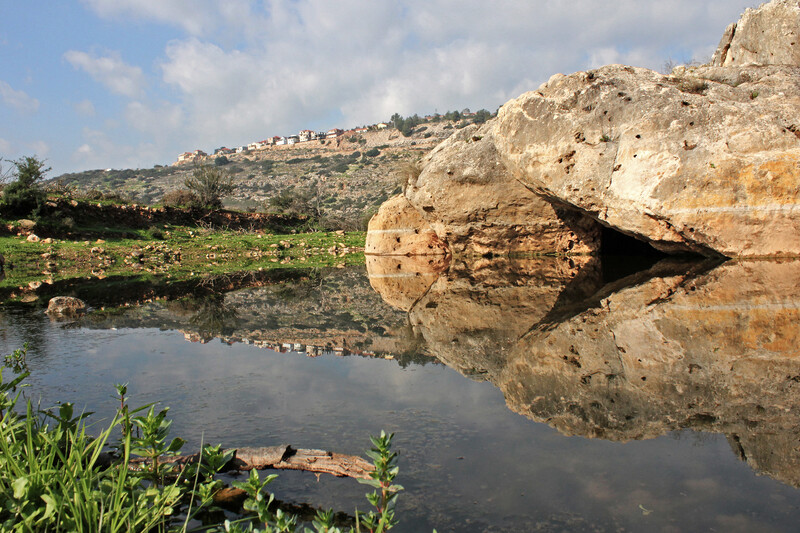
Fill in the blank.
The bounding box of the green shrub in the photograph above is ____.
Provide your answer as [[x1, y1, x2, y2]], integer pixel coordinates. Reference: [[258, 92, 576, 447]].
[[0, 156, 49, 218], [0, 181, 46, 218], [184, 165, 235, 209]]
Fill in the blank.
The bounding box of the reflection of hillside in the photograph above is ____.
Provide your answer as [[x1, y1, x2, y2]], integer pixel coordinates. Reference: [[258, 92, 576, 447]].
[[368, 256, 800, 487], [80, 266, 427, 362]]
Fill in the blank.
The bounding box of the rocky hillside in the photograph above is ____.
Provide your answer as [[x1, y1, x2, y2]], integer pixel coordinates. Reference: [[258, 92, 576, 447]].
[[54, 121, 470, 230]]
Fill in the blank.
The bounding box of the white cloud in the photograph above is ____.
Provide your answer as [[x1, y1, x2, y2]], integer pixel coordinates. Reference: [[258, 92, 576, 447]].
[[71, 127, 166, 170], [65, 0, 759, 171], [81, 0, 259, 37], [73, 99, 96, 117], [0, 80, 39, 113], [27, 140, 50, 157], [64, 50, 146, 98]]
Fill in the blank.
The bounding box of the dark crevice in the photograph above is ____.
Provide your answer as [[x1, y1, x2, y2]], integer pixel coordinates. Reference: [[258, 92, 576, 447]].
[[600, 225, 669, 283]]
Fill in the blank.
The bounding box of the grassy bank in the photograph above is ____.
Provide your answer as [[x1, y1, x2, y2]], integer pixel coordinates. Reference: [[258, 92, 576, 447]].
[[0, 228, 366, 303]]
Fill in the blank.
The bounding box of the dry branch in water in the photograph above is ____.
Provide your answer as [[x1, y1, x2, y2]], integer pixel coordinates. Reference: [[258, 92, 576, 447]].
[[101, 444, 373, 480]]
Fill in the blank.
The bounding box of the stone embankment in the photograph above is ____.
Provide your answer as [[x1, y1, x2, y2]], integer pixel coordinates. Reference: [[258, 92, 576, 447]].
[[366, 0, 800, 259], [4, 198, 305, 238]]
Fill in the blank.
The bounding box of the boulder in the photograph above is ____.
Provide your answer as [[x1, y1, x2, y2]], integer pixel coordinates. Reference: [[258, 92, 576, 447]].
[[712, 0, 800, 67], [365, 194, 449, 256], [494, 62, 800, 256], [404, 123, 601, 255], [365, 0, 800, 258], [17, 219, 36, 231], [46, 296, 86, 318]]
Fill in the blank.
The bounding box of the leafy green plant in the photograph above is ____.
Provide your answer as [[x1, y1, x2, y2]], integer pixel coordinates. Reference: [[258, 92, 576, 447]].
[[130, 405, 186, 485], [3, 343, 28, 374], [356, 431, 403, 533], [0, 347, 407, 533]]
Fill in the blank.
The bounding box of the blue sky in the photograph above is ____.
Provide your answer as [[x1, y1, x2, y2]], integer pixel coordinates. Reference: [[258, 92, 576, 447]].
[[0, 0, 758, 176]]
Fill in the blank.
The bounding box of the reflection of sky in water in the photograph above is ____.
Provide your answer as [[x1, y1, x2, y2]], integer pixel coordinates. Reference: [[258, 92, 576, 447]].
[[1, 305, 800, 532]]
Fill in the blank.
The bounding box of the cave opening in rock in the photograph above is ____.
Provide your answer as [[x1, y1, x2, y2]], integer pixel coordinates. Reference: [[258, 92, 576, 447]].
[[599, 225, 669, 282]]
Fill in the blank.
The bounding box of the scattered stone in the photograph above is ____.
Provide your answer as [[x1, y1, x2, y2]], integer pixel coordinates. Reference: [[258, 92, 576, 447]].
[[26, 234, 40, 242], [17, 219, 36, 231], [46, 296, 86, 318]]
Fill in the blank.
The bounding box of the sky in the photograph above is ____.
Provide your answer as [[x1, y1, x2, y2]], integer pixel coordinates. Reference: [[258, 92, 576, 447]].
[[0, 0, 760, 176]]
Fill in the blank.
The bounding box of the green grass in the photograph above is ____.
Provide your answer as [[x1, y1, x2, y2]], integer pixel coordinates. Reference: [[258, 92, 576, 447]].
[[0, 228, 366, 302]]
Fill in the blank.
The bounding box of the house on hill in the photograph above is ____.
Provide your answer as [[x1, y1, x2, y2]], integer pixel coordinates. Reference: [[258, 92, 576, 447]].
[[175, 149, 207, 165], [299, 129, 316, 142]]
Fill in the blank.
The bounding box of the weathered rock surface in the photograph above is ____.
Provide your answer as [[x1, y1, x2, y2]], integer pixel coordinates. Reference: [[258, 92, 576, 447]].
[[712, 0, 800, 67], [366, 0, 800, 258], [494, 62, 800, 257], [403, 124, 601, 255], [365, 194, 449, 257], [46, 296, 86, 318]]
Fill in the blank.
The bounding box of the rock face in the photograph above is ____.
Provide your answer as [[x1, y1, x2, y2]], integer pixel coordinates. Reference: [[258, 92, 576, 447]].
[[404, 124, 601, 256], [365, 194, 450, 257], [712, 0, 800, 67], [495, 63, 800, 256], [366, 0, 800, 258]]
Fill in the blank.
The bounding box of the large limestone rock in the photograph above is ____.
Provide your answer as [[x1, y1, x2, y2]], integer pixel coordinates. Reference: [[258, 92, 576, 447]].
[[365, 194, 449, 257], [712, 0, 800, 67], [404, 124, 601, 256], [366, 0, 800, 258], [494, 62, 800, 256]]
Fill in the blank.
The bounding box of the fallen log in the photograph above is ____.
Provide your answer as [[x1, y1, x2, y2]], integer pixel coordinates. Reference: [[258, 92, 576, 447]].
[[100, 444, 373, 480]]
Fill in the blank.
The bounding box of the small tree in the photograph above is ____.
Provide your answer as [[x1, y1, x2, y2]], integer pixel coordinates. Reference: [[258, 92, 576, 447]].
[[0, 155, 50, 218], [13, 156, 50, 188], [184, 165, 234, 209]]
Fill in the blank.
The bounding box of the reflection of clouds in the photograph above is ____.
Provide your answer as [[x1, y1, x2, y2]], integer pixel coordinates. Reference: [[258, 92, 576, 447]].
[[7, 260, 800, 530]]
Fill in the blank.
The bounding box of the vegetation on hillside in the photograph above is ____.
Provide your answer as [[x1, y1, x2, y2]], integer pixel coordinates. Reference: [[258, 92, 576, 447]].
[[0, 156, 50, 219], [389, 108, 494, 137], [47, 111, 490, 231]]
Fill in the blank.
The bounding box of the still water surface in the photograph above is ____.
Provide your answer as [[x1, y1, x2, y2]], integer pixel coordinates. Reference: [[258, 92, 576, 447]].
[[1, 257, 799, 532]]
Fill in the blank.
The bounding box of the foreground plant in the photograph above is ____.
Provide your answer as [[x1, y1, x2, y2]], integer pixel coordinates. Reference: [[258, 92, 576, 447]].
[[0, 348, 404, 532]]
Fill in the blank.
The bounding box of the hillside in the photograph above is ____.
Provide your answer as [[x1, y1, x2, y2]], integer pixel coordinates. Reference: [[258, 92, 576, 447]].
[[54, 120, 473, 230]]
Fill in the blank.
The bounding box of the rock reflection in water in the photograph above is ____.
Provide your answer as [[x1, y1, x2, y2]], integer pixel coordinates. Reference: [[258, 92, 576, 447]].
[[366, 255, 800, 486]]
